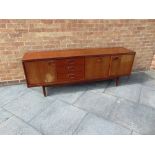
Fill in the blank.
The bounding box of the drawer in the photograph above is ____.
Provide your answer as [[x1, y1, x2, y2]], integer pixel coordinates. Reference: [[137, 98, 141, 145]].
[[56, 57, 84, 67], [57, 72, 84, 81], [56, 57, 85, 74], [57, 64, 84, 74]]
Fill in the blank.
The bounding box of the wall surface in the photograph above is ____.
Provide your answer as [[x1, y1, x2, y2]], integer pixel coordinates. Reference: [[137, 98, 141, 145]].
[[0, 19, 155, 85], [151, 54, 155, 69]]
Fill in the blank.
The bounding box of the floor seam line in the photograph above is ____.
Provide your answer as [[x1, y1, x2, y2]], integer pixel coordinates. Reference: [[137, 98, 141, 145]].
[[2, 107, 44, 135], [72, 113, 89, 135], [1, 90, 31, 108], [102, 80, 112, 93], [0, 115, 14, 126], [137, 85, 143, 104], [27, 98, 58, 123], [103, 88, 141, 104], [106, 97, 120, 119], [88, 111, 133, 133], [141, 84, 155, 91], [57, 99, 131, 132], [58, 99, 89, 114], [72, 89, 88, 105]]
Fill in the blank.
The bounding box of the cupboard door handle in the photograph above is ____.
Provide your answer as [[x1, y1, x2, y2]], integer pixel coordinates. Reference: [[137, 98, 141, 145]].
[[112, 57, 120, 60], [68, 74, 75, 79], [48, 61, 53, 65], [96, 58, 102, 62]]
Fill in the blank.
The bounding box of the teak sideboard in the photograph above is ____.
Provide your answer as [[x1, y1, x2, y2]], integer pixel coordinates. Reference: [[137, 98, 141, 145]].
[[22, 47, 136, 97]]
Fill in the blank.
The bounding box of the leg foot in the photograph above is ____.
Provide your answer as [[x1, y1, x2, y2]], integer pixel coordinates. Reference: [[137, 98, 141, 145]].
[[115, 77, 119, 86], [42, 86, 47, 97]]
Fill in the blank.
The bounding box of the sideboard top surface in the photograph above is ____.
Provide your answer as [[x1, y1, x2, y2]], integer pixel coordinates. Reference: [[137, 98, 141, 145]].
[[23, 47, 135, 61]]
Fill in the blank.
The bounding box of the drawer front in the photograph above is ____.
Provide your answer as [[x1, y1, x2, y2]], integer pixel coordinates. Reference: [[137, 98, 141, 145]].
[[56, 57, 85, 81], [57, 64, 83, 74], [57, 72, 84, 81], [56, 58, 84, 67]]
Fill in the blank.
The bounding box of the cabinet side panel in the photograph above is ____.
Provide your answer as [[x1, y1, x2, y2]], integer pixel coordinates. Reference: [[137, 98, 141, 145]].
[[22, 61, 30, 86], [119, 54, 135, 76]]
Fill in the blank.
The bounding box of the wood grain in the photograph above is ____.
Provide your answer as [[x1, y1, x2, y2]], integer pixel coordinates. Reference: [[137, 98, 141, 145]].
[[85, 56, 110, 79], [24, 60, 56, 85], [23, 47, 135, 61], [22, 47, 136, 96]]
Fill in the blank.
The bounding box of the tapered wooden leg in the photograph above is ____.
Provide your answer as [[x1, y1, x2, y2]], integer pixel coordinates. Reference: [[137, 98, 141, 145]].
[[42, 86, 47, 97], [115, 77, 119, 86]]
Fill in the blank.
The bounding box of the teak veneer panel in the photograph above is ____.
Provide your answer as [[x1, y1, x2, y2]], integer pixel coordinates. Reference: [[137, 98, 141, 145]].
[[56, 57, 85, 82], [22, 47, 136, 97], [118, 54, 135, 75], [109, 56, 121, 77], [85, 56, 110, 79], [24, 60, 56, 85]]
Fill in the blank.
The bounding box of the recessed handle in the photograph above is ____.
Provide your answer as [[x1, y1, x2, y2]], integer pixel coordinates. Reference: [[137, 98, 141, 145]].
[[67, 66, 75, 70], [112, 56, 120, 60], [48, 61, 54, 65], [96, 58, 102, 62]]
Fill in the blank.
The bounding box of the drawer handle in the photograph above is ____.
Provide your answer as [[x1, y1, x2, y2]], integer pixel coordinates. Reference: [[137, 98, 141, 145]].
[[68, 73, 75, 76], [68, 73, 75, 78], [67, 67, 75, 72], [69, 76, 75, 79], [68, 75, 75, 79], [67, 66, 75, 70], [67, 62, 75, 65], [68, 70, 75, 73]]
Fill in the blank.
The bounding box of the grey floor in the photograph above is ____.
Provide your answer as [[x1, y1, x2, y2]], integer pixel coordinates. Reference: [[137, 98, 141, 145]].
[[0, 70, 155, 135]]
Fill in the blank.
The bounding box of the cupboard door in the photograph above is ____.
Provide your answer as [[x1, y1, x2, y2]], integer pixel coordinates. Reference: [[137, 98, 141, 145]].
[[24, 60, 56, 85], [85, 56, 110, 79], [119, 54, 135, 75], [109, 56, 121, 77]]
